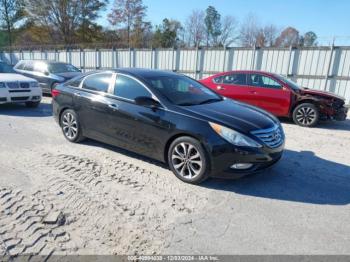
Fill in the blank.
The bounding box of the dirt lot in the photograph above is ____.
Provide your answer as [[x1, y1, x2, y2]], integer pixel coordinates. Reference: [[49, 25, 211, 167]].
[[0, 96, 349, 257]]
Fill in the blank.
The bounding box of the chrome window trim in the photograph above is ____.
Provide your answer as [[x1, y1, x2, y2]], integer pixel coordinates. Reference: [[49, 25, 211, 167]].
[[78, 71, 115, 95], [112, 72, 167, 109]]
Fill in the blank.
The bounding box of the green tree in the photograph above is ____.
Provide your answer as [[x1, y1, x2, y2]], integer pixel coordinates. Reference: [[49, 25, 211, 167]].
[[24, 0, 106, 45], [0, 0, 24, 46], [79, 0, 108, 43], [152, 18, 182, 48], [301, 31, 317, 47], [204, 6, 221, 47], [108, 0, 147, 47]]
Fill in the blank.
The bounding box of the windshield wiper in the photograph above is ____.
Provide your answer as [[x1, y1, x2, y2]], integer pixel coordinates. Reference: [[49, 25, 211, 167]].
[[177, 102, 196, 106], [197, 98, 222, 105]]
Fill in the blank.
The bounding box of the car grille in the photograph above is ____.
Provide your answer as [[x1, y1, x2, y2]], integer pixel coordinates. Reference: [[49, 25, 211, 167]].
[[7, 82, 20, 89], [20, 82, 30, 89], [251, 125, 284, 148]]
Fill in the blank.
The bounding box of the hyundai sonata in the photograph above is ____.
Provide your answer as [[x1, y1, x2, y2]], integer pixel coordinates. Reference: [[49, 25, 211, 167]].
[[52, 69, 284, 184]]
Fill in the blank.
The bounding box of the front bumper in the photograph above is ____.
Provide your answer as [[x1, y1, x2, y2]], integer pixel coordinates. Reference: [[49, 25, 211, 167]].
[[208, 140, 284, 179], [334, 106, 349, 121], [0, 88, 42, 104]]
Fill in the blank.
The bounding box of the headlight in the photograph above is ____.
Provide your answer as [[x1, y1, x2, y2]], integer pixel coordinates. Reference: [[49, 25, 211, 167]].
[[209, 122, 262, 148], [29, 82, 39, 88], [0, 82, 6, 88]]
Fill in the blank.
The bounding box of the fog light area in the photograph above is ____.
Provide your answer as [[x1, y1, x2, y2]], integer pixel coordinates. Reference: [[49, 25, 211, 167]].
[[230, 163, 253, 170]]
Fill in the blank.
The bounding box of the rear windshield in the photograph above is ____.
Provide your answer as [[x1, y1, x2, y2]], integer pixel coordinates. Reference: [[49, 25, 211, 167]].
[[48, 63, 80, 74], [0, 63, 15, 73]]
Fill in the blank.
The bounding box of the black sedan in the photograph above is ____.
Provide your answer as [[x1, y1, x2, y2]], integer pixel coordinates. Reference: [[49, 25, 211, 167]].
[[52, 68, 285, 184]]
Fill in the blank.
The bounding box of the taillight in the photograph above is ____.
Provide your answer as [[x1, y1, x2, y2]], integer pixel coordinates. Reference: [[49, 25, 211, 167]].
[[51, 89, 61, 98]]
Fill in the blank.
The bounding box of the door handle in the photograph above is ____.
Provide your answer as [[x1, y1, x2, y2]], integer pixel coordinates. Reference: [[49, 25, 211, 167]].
[[74, 92, 82, 97], [217, 85, 225, 90], [108, 104, 119, 110], [249, 91, 257, 94]]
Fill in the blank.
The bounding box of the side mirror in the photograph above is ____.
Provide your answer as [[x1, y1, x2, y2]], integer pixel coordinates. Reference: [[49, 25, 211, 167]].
[[134, 96, 160, 109], [44, 71, 50, 76]]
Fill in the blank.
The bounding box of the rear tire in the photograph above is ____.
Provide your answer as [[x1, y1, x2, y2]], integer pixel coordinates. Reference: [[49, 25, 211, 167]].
[[25, 101, 40, 108], [292, 103, 319, 127], [168, 136, 209, 184], [60, 109, 85, 143]]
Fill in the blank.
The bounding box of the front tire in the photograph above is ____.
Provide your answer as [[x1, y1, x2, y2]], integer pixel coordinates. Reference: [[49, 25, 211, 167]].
[[168, 136, 209, 184], [25, 101, 40, 108], [292, 103, 319, 127], [60, 109, 85, 143]]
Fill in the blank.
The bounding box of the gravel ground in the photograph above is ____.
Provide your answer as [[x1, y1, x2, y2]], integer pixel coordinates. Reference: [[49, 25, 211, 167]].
[[0, 96, 349, 257]]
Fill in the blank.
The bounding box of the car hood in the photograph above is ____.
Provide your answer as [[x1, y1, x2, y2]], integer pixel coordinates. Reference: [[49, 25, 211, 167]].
[[181, 98, 278, 133], [0, 73, 37, 82], [300, 88, 344, 101], [55, 72, 82, 80]]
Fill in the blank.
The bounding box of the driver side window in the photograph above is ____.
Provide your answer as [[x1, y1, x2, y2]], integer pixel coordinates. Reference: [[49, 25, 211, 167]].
[[114, 75, 151, 101], [248, 74, 282, 89]]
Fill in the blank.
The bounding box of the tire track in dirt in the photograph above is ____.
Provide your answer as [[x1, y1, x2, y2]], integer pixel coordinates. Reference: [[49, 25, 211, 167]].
[[0, 187, 71, 258], [23, 152, 208, 254]]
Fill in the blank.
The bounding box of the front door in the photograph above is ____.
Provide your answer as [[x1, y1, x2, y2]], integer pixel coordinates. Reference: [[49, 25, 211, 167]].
[[246, 74, 291, 116], [105, 73, 169, 159]]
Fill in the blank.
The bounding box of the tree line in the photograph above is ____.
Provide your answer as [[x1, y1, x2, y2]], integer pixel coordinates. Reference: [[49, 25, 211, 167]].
[[0, 0, 318, 49]]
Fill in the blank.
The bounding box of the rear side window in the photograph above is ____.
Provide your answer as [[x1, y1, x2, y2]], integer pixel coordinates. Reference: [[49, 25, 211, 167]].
[[15, 61, 25, 70], [223, 74, 247, 85], [114, 75, 151, 100], [65, 76, 84, 88], [82, 73, 112, 93], [24, 62, 34, 71], [248, 74, 282, 89], [213, 76, 223, 84]]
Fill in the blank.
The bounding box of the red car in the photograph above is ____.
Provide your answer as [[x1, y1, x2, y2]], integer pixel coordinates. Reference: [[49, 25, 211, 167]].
[[200, 70, 348, 127]]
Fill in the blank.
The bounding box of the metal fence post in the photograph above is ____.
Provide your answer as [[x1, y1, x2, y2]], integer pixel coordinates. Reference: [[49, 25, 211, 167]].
[[328, 46, 341, 93], [324, 44, 335, 91], [174, 48, 180, 72], [226, 48, 234, 71], [254, 47, 263, 70], [289, 47, 300, 82], [196, 47, 205, 79], [152, 48, 158, 69], [95, 48, 101, 69]]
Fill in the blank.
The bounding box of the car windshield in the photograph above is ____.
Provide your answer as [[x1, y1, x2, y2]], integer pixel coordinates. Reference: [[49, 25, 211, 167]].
[[275, 74, 301, 90], [144, 75, 222, 106], [0, 63, 15, 73], [48, 63, 80, 74]]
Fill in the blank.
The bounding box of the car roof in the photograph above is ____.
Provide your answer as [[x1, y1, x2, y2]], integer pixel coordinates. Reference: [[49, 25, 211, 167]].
[[211, 70, 276, 77], [18, 60, 69, 65], [113, 68, 180, 79]]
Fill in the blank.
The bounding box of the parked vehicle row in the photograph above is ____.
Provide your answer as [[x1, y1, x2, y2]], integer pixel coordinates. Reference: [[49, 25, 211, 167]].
[[1, 59, 348, 184]]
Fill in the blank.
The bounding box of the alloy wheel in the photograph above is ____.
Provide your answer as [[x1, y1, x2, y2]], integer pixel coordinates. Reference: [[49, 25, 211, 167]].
[[296, 106, 316, 126], [171, 142, 203, 179], [62, 112, 78, 140]]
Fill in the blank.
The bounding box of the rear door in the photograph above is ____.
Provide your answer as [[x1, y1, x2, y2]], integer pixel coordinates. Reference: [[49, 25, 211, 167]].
[[73, 72, 115, 140], [215, 73, 260, 107], [246, 74, 291, 116]]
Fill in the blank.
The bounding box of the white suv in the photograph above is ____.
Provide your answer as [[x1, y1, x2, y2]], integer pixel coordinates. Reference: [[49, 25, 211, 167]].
[[0, 62, 42, 107]]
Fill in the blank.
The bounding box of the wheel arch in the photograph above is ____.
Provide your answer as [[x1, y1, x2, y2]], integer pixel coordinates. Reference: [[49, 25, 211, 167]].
[[163, 133, 201, 164], [292, 98, 320, 113]]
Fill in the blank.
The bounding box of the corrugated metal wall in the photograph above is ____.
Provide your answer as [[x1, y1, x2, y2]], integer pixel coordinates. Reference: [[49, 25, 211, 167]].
[[1, 47, 350, 103]]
